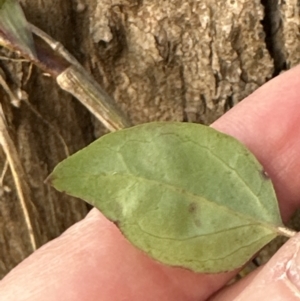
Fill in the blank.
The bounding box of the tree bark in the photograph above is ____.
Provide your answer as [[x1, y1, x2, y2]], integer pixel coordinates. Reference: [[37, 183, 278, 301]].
[[0, 0, 299, 278]]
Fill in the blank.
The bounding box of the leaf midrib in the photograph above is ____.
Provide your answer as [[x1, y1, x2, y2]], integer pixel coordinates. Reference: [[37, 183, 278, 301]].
[[61, 172, 281, 233], [100, 172, 279, 231]]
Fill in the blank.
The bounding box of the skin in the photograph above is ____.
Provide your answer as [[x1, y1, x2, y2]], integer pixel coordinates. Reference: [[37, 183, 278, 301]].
[[1, 65, 300, 300]]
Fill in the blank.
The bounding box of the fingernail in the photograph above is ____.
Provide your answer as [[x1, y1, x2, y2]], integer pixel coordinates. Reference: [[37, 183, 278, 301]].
[[286, 242, 300, 290]]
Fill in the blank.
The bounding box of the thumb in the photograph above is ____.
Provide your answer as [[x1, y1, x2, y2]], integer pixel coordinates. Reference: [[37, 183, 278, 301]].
[[211, 233, 300, 300]]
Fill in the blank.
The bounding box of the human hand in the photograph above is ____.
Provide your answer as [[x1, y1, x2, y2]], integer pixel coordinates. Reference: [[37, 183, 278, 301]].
[[1, 66, 300, 301]]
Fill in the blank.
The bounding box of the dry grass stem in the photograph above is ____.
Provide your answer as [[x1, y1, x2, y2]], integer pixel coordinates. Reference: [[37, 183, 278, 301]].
[[0, 104, 38, 251], [29, 23, 84, 71], [57, 66, 132, 131], [0, 159, 8, 186], [0, 69, 20, 106], [29, 22, 132, 131]]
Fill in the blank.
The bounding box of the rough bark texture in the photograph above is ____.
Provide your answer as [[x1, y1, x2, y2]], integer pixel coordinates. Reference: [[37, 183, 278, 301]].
[[0, 0, 299, 278]]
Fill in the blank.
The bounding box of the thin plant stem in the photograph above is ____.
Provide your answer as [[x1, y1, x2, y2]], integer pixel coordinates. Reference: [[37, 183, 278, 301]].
[[0, 104, 38, 251], [277, 226, 297, 238]]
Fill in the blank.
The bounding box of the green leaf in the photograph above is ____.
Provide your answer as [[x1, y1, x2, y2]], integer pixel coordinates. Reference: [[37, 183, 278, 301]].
[[0, 0, 36, 59], [50, 122, 285, 273]]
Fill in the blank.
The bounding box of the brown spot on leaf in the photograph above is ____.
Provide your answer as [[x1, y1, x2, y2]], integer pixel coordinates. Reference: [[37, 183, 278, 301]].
[[188, 202, 198, 213], [188, 203, 202, 227]]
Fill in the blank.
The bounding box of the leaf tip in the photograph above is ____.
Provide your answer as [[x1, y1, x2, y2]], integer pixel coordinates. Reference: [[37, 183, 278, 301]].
[[45, 173, 67, 195], [44, 172, 57, 188]]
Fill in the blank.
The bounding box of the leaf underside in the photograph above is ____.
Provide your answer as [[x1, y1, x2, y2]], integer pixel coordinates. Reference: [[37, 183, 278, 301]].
[[0, 0, 36, 59], [50, 122, 283, 273]]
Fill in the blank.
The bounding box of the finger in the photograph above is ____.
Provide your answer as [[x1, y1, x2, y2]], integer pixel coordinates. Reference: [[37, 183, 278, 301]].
[[210, 233, 300, 301], [0, 209, 235, 301], [212, 65, 300, 220]]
